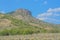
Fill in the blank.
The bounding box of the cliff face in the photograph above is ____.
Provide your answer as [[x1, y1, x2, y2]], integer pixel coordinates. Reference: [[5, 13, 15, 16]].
[[8, 9, 33, 22], [10, 9, 32, 16]]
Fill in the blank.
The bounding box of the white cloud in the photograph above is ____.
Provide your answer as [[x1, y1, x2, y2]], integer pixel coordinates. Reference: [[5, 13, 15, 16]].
[[37, 8, 60, 23], [39, 12, 53, 17], [47, 8, 60, 12]]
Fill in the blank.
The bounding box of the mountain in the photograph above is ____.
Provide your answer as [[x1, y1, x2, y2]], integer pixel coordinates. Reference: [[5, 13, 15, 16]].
[[0, 8, 60, 36]]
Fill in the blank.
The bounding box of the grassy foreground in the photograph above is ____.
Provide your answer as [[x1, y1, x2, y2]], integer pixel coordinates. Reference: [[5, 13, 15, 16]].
[[0, 33, 60, 40]]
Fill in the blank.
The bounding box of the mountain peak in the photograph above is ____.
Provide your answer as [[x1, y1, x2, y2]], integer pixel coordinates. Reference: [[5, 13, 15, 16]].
[[15, 8, 32, 16], [8, 8, 33, 21]]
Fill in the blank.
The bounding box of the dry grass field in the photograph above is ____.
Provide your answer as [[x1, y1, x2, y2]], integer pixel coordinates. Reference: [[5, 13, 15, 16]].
[[0, 33, 60, 40]]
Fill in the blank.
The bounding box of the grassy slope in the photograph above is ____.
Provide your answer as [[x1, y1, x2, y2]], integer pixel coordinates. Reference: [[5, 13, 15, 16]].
[[0, 14, 60, 36]]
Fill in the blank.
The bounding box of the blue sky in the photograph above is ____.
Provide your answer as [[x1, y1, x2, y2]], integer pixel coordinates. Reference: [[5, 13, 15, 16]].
[[0, 0, 60, 24]]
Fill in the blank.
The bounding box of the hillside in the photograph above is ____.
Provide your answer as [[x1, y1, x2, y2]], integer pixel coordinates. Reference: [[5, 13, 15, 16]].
[[0, 9, 60, 36]]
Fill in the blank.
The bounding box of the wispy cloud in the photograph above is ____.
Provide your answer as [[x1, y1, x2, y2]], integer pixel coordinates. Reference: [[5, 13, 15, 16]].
[[43, 1, 47, 5], [0, 11, 5, 13], [37, 8, 60, 23], [34, 0, 39, 1]]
